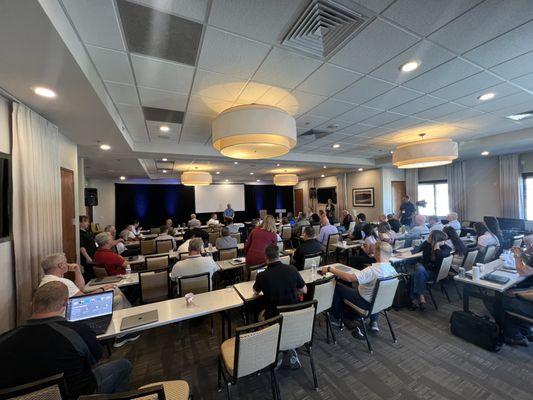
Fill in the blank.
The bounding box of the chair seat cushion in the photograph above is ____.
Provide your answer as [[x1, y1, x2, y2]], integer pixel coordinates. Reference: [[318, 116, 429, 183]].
[[220, 337, 236, 375], [139, 380, 190, 400]]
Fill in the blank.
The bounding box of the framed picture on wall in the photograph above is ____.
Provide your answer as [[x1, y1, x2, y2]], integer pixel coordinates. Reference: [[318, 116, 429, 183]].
[[353, 188, 374, 207]]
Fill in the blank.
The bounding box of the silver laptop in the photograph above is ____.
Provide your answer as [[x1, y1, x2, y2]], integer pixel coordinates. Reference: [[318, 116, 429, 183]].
[[120, 310, 159, 331]]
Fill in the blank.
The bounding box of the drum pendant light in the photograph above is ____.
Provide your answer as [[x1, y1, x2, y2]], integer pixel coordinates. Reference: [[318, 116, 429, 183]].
[[273, 173, 298, 186], [181, 171, 212, 186], [392, 134, 458, 169]]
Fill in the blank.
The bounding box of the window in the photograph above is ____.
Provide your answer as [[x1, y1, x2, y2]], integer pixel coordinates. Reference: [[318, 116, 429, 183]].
[[525, 174, 533, 221], [417, 181, 449, 216]]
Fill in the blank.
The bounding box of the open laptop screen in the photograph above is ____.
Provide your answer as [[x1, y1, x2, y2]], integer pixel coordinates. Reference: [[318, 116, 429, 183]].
[[66, 291, 114, 322]]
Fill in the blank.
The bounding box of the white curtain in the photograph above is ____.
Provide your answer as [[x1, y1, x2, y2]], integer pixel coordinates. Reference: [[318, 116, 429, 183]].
[[12, 103, 62, 324], [446, 161, 467, 220], [336, 173, 348, 219], [405, 168, 418, 204], [499, 154, 524, 218]]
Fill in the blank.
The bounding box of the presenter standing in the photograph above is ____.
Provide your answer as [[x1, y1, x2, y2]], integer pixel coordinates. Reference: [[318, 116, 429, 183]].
[[224, 203, 235, 223]]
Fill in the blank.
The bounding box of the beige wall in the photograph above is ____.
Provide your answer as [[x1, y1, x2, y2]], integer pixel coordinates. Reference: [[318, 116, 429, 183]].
[[86, 178, 116, 228], [381, 167, 405, 216], [348, 169, 383, 221], [464, 157, 500, 222]]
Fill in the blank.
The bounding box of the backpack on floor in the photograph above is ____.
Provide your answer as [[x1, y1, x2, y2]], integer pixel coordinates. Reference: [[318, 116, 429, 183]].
[[450, 310, 502, 352], [392, 273, 411, 309]]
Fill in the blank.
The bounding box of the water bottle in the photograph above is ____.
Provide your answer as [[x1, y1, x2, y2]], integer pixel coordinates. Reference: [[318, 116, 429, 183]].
[[125, 265, 131, 277], [311, 262, 317, 281]]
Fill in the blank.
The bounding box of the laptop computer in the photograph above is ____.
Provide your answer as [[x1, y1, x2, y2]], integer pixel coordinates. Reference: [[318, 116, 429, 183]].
[[120, 310, 159, 331], [88, 276, 122, 286], [66, 291, 114, 335]]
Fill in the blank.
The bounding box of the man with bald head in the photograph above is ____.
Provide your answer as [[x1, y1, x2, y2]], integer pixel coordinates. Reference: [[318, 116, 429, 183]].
[[410, 214, 429, 236]]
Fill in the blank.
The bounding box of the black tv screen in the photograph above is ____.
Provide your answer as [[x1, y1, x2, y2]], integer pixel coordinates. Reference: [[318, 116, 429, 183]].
[[317, 187, 337, 204], [0, 156, 10, 238]]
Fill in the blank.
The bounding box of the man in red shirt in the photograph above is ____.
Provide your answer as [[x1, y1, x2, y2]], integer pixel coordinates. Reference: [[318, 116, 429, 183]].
[[94, 232, 129, 276]]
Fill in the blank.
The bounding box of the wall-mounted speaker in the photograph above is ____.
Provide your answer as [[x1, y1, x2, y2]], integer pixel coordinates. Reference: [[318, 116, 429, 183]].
[[309, 187, 317, 199], [84, 188, 98, 207]]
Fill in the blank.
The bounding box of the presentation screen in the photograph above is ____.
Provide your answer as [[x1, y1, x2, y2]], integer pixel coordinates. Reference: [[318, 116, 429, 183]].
[[194, 184, 245, 214]]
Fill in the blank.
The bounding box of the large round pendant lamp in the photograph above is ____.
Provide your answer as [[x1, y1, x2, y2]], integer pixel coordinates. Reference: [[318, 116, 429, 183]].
[[274, 173, 298, 186], [212, 104, 297, 159], [393, 136, 458, 169], [181, 171, 212, 186]]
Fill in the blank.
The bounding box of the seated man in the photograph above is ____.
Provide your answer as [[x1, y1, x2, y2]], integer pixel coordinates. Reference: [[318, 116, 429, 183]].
[[226, 217, 241, 234], [352, 213, 368, 240], [428, 215, 444, 232], [155, 225, 177, 250], [165, 218, 177, 235], [324, 242, 397, 336], [318, 217, 339, 249], [253, 245, 307, 369], [292, 226, 323, 271], [340, 210, 354, 233], [207, 213, 220, 226], [119, 224, 136, 241], [104, 225, 126, 255], [170, 238, 218, 295], [188, 213, 201, 228], [387, 213, 401, 233], [0, 282, 132, 398], [445, 212, 461, 231], [293, 212, 310, 237], [93, 232, 130, 276], [183, 226, 209, 243], [215, 227, 238, 250], [131, 220, 142, 236], [409, 214, 430, 236]]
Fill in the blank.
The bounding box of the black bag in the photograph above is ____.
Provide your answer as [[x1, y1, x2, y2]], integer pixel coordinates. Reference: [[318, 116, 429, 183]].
[[450, 311, 502, 352], [393, 273, 411, 309]]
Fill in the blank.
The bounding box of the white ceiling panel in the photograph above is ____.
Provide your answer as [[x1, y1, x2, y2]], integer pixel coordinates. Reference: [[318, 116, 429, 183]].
[[453, 83, 521, 107], [334, 76, 394, 104], [430, 71, 503, 100], [131, 54, 194, 93], [381, 116, 425, 130], [116, 103, 149, 141], [360, 111, 404, 126], [208, 0, 306, 44], [382, 0, 481, 36], [104, 81, 139, 105], [474, 91, 533, 113], [198, 27, 271, 79], [253, 47, 322, 89], [363, 86, 422, 110], [295, 114, 329, 129], [353, 0, 395, 13], [390, 95, 445, 115], [63, 0, 125, 51], [180, 113, 212, 143], [512, 72, 533, 90], [308, 99, 356, 119], [314, 119, 355, 133], [336, 105, 384, 124], [404, 58, 481, 93], [296, 64, 362, 97], [317, 131, 354, 142], [370, 40, 455, 84], [138, 86, 188, 111], [489, 101, 533, 118], [463, 21, 533, 68], [490, 51, 533, 80], [337, 123, 376, 135], [428, 0, 533, 54], [86, 45, 134, 84], [412, 102, 466, 119], [276, 90, 327, 116], [356, 126, 394, 138], [186, 95, 233, 117], [131, 0, 209, 21], [329, 19, 419, 74], [452, 113, 516, 130], [146, 120, 181, 137], [434, 108, 485, 123], [191, 69, 247, 101]]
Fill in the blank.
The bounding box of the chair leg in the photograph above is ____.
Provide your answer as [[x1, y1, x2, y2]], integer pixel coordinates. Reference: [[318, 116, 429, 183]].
[[324, 313, 330, 344], [383, 310, 397, 343], [272, 367, 281, 400], [441, 282, 451, 303], [326, 312, 337, 344], [210, 315, 214, 335], [359, 318, 373, 354], [306, 344, 318, 390], [270, 368, 277, 400], [427, 285, 438, 310], [217, 358, 222, 392]]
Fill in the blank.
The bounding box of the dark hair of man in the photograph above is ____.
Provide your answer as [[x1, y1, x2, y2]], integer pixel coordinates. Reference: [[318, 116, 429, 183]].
[[79, 215, 89, 223], [160, 225, 168, 234], [32, 282, 69, 314], [265, 244, 280, 262], [221, 227, 229, 237], [304, 226, 315, 238], [357, 213, 366, 221]]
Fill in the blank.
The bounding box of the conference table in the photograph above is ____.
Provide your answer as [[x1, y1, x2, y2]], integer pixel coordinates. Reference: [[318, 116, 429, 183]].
[[333, 240, 363, 263], [84, 273, 139, 291]]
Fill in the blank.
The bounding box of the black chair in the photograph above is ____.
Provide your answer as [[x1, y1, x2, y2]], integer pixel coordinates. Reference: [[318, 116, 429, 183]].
[[0, 374, 68, 400], [79, 385, 166, 400]]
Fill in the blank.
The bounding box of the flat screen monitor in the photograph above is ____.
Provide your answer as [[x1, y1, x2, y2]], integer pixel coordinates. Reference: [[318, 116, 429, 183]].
[[497, 217, 525, 231], [317, 187, 337, 204]]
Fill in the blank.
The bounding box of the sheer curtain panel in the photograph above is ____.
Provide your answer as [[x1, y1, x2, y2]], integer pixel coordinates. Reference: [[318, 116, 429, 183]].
[[499, 154, 524, 219], [336, 173, 347, 220], [446, 161, 467, 220], [12, 103, 62, 324], [405, 168, 418, 203]]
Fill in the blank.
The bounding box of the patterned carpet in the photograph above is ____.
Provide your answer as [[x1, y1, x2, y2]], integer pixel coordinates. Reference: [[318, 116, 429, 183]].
[[109, 285, 533, 399]]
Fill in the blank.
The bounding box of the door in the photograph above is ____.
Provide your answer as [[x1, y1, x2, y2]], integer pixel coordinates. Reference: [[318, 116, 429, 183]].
[[391, 181, 406, 215], [294, 188, 303, 215], [61, 168, 76, 262]]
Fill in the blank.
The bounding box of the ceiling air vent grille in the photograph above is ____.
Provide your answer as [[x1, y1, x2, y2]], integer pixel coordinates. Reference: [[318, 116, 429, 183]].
[[282, 0, 368, 58]]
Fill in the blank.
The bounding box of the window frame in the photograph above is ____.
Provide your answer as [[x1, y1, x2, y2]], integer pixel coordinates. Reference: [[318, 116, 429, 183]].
[[523, 172, 533, 221], [417, 179, 449, 217]]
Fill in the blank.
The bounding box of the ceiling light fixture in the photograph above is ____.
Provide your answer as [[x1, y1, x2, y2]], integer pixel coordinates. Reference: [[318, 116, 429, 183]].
[[119, 176, 126, 181], [358, 168, 363, 171], [212, 104, 297, 159], [392, 134, 458, 169], [332, 143, 340, 149], [276, 163, 280, 167], [162, 158, 168, 161], [99, 144, 111, 151], [216, 171, 220, 175], [250, 172, 254, 175], [181, 171, 212, 186], [321, 174, 325, 178], [506, 111, 533, 121], [273, 173, 298, 186], [481, 151, 490, 156], [225, 179, 229, 182], [234, 161, 239, 165], [477, 92, 495, 101], [400, 61, 419, 72], [160, 126, 170, 132], [323, 165, 327, 169], [33, 86, 57, 98], [256, 179, 260, 182]]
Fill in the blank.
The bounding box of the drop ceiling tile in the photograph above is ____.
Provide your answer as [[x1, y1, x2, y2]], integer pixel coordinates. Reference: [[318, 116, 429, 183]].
[[353, 0, 395, 13], [452, 114, 512, 130], [390, 95, 445, 115], [86, 45, 134, 84], [336, 106, 384, 124], [330, 19, 419, 74], [488, 101, 533, 118], [146, 120, 181, 137], [116, 103, 149, 141], [191, 69, 247, 101], [453, 83, 521, 107], [143, 106, 184, 123], [295, 114, 330, 129], [337, 123, 377, 135], [428, 0, 533, 54], [474, 91, 533, 113], [131, 0, 209, 21], [381, 116, 426, 130], [364, 86, 423, 110], [382, 0, 481, 36], [314, 120, 355, 133], [63, 0, 125, 50], [317, 131, 355, 142], [198, 27, 271, 79], [187, 95, 233, 116], [512, 72, 533, 90], [308, 99, 356, 119], [490, 51, 533, 80], [131, 54, 194, 93], [180, 114, 212, 142], [138, 86, 188, 111], [355, 126, 394, 138], [463, 21, 533, 68], [434, 108, 485, 124], [208, 0, 306, 44], [360, 111, 404, 126], [403, 58, 481, 93], [296, 64, 362, 97], [412, 102, 466, 120], [371, 40, 455, 84], [253, 47, 322, 89], [334, 76, 395, 104], [276, 90, 327, 116], [105, 81, 139, 105], [430, 71, 503, 101]]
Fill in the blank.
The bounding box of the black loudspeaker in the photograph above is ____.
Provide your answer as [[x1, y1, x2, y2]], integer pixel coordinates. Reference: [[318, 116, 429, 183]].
[[309, 187, 317, 199], [84, 188, 98, 207]]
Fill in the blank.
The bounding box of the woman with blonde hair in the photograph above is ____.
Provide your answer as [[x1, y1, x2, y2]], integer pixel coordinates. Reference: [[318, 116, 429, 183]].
[[245, 214, 278, 265]]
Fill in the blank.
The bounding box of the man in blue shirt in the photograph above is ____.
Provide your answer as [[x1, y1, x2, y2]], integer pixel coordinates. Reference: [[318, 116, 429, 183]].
[[318, 217, 339, 249], [399, 195, 416, 227], [223, 203, 234, 223]]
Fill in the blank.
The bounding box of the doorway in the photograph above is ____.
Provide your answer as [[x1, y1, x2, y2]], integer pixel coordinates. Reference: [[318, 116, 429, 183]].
[[294, 188, 303, 215], [60, 168, 76, 262], [391, 181, 406, 215]]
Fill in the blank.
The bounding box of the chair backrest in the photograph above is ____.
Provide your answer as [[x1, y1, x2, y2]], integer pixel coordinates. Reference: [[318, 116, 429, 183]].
[[247, 263, 266, 281], [483, 245, 497, 263], [145, 255, 170, 271], [280, 255, 290, 265], [79, 385, 166, 400], [277, 300, 317, 352], [436, 255, 454, 282], [369, 276, 399, 315], [326, 233, 341, 253], [348, 221, 356, 234], [463, 250, 478, 271], [178, 272, 211, 296], [312, 278, 336, 314], [219, 247, 238, 261], [0, 374, 67, 400], [208, 231, 220, 246], [150, 227, 161, 235], [513, 238, 523, 248], [155, 239, 173, 253], [230, 233, 241, 243], [281, 226, 292, 240], [93, 265, 108, 278], [178, 252, 190, 261], [139, 268, 170, 304], [140, 239, 156, 255], [303, 252, 322, 270], [394, 240, 405, 250], [312, 224, 320, 236], [233, 316, 283, 379]]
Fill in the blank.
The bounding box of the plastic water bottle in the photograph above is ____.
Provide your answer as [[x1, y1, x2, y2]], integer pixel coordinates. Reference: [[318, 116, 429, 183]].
[[311, 262, 317, 281], [125, 265, 131, 277]]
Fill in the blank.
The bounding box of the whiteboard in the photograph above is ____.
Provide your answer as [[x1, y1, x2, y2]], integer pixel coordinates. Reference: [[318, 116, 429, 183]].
[[194, 184, 245, 213]]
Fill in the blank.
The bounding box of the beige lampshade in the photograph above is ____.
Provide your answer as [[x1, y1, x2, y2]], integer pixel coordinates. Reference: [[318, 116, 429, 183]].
[[181, 171, 212, 186], [212, 104, 297, 159], [273, 173, 298, 186], [393, 138, 458, 169]]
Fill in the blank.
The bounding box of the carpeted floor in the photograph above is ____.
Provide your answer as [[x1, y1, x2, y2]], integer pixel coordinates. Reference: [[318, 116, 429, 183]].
[[109, 285, 533, 399]]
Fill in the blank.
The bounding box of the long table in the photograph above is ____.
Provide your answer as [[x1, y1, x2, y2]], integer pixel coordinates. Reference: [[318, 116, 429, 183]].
[[84, 273, 139, 291]]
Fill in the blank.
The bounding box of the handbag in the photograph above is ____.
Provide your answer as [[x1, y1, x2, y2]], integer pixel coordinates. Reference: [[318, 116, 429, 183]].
[[450, 310, 502, 352]]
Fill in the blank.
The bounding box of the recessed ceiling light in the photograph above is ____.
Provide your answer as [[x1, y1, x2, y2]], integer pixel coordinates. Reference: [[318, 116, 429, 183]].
[[481, 151, 490, 156], [323, 165, 327, 169], [234, 161, 239, 165], [256, 179, 260, 182], [250, 172, 254, 175], [321, 174, 325, 178], [99, 144, 111, 151], [162, 158, 168, 161], [276, 163, 280, 167], [332, 143, 340, 149], [225, 179, 229, 182], [216, 171, 220, 175], [160, 125, 170, 132], [119, 176, 126, 181], [327, 124, 339, 130], [358, 168, 363, 171], [400, 61, 419, 72], [478, 92, 495, 101], [33, 86, 56, 98], [506, 111, 533, 121], [390, 150, 394, 154]]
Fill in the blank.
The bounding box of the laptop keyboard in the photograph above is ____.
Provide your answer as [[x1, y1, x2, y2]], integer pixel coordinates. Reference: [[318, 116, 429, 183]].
[[82, 316, 111, 334]]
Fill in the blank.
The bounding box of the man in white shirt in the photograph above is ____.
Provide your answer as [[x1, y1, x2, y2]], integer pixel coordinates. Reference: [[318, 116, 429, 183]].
[[188, 214, 201, 228], [446, 212, 461, 231], [119, 225, 136, 241], [170, 238, 218, 295], [428, 216, 444, 232], [322, 242, 397, 336], [409, 214, 430, 236], [155, 226, 177, 250], [207, 213, 220, 226], [39, 253, 86, 297]]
